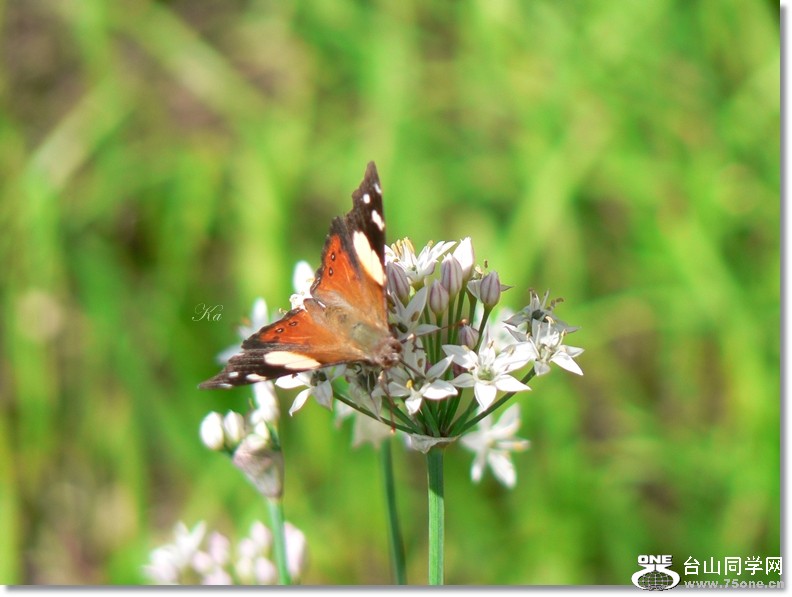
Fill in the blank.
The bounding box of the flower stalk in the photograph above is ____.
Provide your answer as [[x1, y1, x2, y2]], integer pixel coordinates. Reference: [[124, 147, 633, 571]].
[[427, 447, 445, 585], [381, 439, 407, 584], [267, 498, 292, 585]]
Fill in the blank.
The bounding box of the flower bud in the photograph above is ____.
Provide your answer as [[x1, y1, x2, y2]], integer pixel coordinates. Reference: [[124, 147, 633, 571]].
[[387, 262, 411, 303], [440, 254, 463, 297], [253, 382, 280, 423], [458, 324, 480, 349], [452, 237, 475, 281], [480, 271, 502, 307], [223, 411, 246, 448], [200, 412, 226, 451], [428, 280, 449, 316], [250, 409, 273, 442]]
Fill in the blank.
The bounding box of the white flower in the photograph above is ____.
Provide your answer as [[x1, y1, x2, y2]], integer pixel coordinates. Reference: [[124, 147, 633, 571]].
[[444, 342, 534, 409], [460, 404, 530, 488], [452, 237, 475, 281], [223, 411, 246, 447], [509, 319, 584, 376], [200, 412, 226, 451], [252, 380, 280, 423], [504, 289, 578, 334], [277, 366, 345, 416], [345, 375, 384, 418], [285, 522, 308, 581], [289, 260, 315, 309], [192, 532, 232, 585], [171, 521, 207, 566], [146, 519, 306, 585], [235, 521, 275, 584], [144, 521, 207, 584], [386, 238, 456, 287], [144, 547, 181, 584], [388, 355, 457, 415], [390, 286, 437, 338]]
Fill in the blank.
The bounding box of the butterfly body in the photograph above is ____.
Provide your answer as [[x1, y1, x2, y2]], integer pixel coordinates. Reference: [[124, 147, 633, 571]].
[[200, 162, 400, 390]]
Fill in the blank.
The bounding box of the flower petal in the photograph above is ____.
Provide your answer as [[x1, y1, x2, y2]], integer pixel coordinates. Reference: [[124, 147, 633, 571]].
[[474, 382, 498, 409], [442, 344, 476, 369], [449, 373, 476, 388], [552, 352, 584, 375], [470, 452, 486, 483], [488, 451, 517, 488], [405, 393, 423, 415], [288, 389, 311, 416], [493, 374, 531, 394], [422, 380, 458, 400]]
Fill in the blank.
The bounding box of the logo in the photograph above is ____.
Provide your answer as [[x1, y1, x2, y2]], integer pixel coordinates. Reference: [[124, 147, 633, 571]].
[[200, 161, 401, 389], [632, 555, 681, 590], [193, 303, 223, 322]]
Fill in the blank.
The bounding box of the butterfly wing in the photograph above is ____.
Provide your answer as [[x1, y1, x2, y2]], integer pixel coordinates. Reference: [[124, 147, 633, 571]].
[[198, 300, 373, 388], [311, 162, 388, 330], [199, 162, 399, 390]]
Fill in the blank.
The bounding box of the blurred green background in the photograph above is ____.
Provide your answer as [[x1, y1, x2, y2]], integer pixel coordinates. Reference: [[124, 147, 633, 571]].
[[0, 0, 779, 585]]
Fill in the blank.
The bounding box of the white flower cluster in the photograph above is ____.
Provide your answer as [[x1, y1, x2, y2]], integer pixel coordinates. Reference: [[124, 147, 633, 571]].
[[205, 238, 583, 489], [144, 520, 306, 585]]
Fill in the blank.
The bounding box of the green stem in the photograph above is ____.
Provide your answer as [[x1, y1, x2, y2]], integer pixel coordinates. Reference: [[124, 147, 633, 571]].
[[422, 401, 441, 436], [427, 447, 445, 585], [448, 395, 479, 436], [474, 306, 493, 352], [334, 393, 415, 435], [381, 439, 407, 584], [267, 497, 292, 585]]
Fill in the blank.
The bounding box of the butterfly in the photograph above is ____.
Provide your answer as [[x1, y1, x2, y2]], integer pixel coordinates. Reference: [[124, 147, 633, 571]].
[[199, 161, 402, 390]]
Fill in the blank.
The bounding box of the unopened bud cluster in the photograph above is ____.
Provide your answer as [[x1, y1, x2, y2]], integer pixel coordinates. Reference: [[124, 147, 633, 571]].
[[200, 380, 283, 498]]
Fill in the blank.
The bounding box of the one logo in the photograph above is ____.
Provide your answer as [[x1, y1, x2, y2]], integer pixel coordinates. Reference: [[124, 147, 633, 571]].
[[631, 555, 680, 590], [199, 162, 402, 390]]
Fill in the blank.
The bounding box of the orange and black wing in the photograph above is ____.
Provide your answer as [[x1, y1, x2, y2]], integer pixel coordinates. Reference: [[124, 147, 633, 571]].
[[198, 301, 369, 389], [310, 161, 389, 330]]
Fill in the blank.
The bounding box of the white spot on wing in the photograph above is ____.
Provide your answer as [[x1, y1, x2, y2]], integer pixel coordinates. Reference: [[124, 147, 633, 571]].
[[353, 230, 386, 285], [246, 373, 267, 381], [374, 182, 382, 195], [362, 193, 371, 204], [371, 210, 385, 231], [264, 351, 322, 370], [229, 371, 239, 378]]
